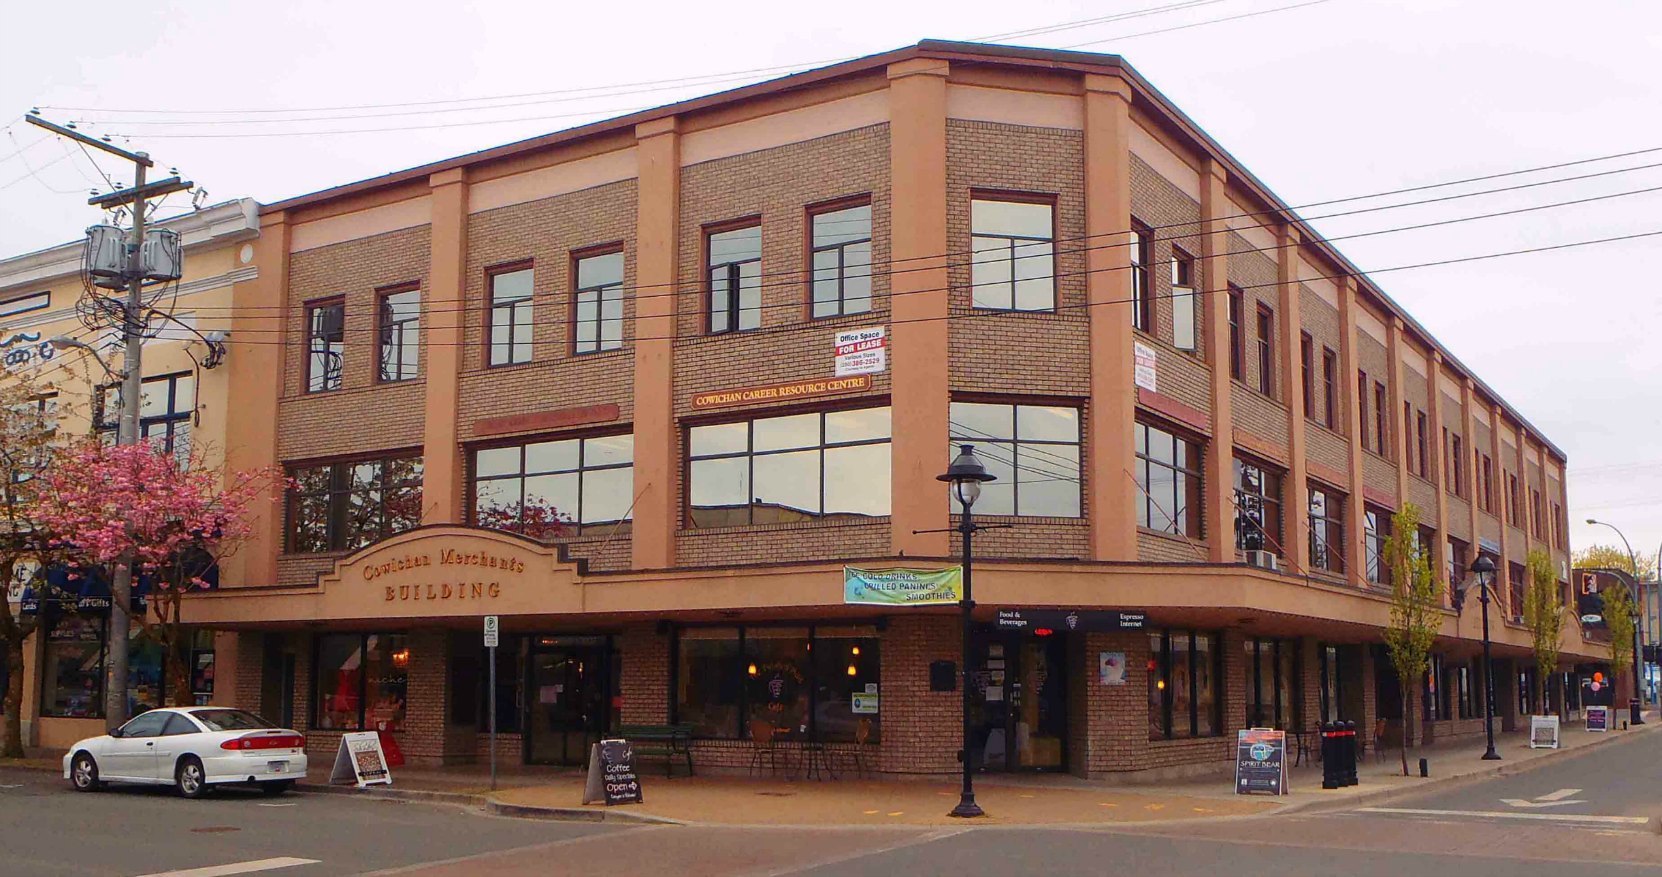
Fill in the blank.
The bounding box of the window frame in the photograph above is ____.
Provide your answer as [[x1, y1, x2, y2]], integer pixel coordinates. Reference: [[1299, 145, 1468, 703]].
[[97, 371, 195, 456], [1364, 505, 1391, 585], [285, 452, 425, 553], [376, 282, 422, 383], [1244, 637, 1302, 731], [687, 405, 893, 528], [948, 399, 1083, 518], [670, 623, 881, 743], [1373, 381, 1388, 457], [1234, 455, 1285, 555], [1227, 286, 1245, 380], [1300, 333, 1314, 419], [1308, 482, 1345, 575], [469, 430, 634, 537], [1255, 304, 1275, 397], [969, 192, 1059, 313], [1130, 219, 1153, 331], [1321, 347, 1337, 429], [311, 632, 409, 732], [1415, 411, 1430, 479], [304, 296, 346, 394], [705, 217, 764, 334], [1148, 628, 1224, 741], [1357, 370, 1370, 451], [805, 195, 874, 320], [1134, 418, 1203, 537], [570, 244, 627, 355], [1170, 248, 1197, 352], [485, 261, 536, 368]]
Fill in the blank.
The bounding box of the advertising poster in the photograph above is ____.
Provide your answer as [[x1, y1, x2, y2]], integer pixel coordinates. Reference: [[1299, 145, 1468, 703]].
[[330, 731, 393, 788], [1234, 728, 1287, 796], [1098, 652, 1127, 686], [843, 566, 962, 606], [1586, 704, 1610, 732]]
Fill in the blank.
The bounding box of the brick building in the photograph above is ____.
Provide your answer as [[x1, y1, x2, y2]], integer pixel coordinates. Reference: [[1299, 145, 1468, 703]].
[[182, 41, 1603, 779]]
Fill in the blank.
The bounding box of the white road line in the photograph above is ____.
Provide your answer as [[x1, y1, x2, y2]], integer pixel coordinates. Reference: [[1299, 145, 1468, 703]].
[[132, 857, 320, 877], [1358, 807, 1650, 825], [1538, 788, 1584, 801]]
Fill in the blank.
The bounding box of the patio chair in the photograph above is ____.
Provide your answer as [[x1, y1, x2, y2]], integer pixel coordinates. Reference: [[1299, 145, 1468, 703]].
[[748, 719, 783, 778], [842, 718, 874, 778]]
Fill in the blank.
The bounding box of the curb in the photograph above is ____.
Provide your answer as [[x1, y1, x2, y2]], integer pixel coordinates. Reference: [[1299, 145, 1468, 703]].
[[1270, 717, 1662, 817], [294, 781, 680, 825]]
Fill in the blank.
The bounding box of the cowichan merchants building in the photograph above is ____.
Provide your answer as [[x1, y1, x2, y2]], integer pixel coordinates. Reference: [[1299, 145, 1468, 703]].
[[174, 41, 1604, 778]]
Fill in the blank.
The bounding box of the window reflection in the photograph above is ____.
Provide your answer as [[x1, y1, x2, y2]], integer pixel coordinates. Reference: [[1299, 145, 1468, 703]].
[[689, 407, 891, 528], [948, 402, 1081, 517], [471, 434, 634, 537]]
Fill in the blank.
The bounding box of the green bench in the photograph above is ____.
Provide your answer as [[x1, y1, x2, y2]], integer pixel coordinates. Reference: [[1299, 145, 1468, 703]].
[[616, 723, 695, 777]]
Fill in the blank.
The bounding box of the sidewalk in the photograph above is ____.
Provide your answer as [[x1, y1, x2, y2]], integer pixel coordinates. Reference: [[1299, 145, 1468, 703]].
[[295, 712, 1662, 827]]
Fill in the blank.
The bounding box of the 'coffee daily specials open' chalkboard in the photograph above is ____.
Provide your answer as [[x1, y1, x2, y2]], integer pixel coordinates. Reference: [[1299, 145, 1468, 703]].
[[582, 738, 643, 806]]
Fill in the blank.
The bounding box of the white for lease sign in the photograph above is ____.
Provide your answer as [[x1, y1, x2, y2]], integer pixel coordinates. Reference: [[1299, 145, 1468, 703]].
[[835, 327, 887, 377]]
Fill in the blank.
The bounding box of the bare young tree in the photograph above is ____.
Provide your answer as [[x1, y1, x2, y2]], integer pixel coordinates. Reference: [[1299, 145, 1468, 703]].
[[1382, 503, 1439, 777]]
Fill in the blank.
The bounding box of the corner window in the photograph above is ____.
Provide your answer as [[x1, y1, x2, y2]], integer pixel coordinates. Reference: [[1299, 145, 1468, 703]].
[[1149, 629, 1221, 740], [472, 433, 633, 537], [315, 633, 408, 731], [1308, 483, 1345, 574], [287, 455, 424, 553], [573, 250, 625, 354], [378, 286, 421, 382], [487, 267, 534, 367], [1135, 420, 1202, 537], [948, 402, 1081, 517], [1129, 221, 1152, 330], [810, 202, 873, 318], [689, 407, 891, 527], [970, 198, 1054, 312], [708, 224, 762, 334], [1171, 250, 1196, 351], [306, 299, 345, 393], [1233, 457, 1283, 554]]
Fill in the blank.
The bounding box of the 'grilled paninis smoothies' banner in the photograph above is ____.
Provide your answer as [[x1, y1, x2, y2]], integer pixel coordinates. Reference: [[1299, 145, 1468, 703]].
[[843, 566, 962, 606]]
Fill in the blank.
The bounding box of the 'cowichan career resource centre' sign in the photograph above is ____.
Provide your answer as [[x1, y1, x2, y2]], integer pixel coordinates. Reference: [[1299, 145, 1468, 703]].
[[843, 566, 962, 606]]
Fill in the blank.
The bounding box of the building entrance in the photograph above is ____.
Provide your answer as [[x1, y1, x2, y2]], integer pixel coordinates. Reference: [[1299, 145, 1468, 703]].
[[969, 632, 1068, 772], [524, 636, 615, 766]]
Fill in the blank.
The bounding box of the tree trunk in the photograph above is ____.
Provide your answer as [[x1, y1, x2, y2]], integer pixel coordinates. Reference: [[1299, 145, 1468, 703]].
[[168, 630, 193, 708], [1399, 687, 1411, 777], [4, 634, 25, 758]]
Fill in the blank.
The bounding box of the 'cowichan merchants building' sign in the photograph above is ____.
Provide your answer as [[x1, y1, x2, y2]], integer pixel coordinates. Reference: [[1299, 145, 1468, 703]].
[[365, 543, 527, 603], [843, 566, 962, 606]]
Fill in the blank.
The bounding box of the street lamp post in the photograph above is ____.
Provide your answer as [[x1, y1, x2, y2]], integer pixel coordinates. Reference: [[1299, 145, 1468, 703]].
[[939, 444, 995, 819], [1468, 554, 1502, 760], [1587, 518, 1646, 723]]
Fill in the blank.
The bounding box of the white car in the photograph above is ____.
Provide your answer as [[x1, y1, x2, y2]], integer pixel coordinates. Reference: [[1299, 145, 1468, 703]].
[[63, 707, 307, 798]]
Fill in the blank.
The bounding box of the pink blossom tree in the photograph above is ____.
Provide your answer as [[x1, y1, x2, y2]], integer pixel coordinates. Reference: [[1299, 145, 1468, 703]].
[[34, 440, 280, 708]]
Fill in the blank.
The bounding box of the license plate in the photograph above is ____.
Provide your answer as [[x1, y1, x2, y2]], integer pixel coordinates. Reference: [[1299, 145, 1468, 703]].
[[268, 761, 287, 773]]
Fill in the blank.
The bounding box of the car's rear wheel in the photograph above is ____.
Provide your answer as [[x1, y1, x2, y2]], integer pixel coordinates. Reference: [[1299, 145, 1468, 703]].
[[70, 753, 101, 792], [174, 756, 209, 799], [260, 780, 294, 796]]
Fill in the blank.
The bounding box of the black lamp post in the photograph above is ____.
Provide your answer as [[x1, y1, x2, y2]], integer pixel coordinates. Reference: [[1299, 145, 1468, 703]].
[[1468, 554, 1502, 760], [939, 444, 995, 819], [1587, 518, 1646, 723]]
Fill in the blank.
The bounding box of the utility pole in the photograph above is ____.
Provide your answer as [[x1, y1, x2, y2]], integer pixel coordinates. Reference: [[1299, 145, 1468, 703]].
[[24, 115, 191, 730]]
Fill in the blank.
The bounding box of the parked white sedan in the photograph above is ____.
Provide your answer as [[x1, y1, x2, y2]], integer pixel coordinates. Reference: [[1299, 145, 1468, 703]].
[[63, 707, 307, 798]]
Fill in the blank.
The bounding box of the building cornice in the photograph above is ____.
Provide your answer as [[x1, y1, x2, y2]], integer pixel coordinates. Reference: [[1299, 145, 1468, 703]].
[[0, 198, 259, 296]]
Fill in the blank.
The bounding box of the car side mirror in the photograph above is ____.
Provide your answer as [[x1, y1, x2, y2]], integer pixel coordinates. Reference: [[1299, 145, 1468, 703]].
[[109, 728, 123, 738]]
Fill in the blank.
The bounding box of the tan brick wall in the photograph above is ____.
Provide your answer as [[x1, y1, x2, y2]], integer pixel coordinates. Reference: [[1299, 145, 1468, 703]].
[[678, 520, 889, 569], [878, 615, 959, 775]]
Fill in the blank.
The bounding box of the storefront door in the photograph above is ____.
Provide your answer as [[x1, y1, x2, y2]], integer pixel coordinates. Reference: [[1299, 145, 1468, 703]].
[[969, 632, 1068, 772], [524, 636, 612, 766]]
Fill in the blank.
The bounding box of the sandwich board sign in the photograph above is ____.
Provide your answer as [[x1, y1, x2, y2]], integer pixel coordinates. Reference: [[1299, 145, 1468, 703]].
[[1234, 728, 1287, 796], [1529, 715, 1560, 749], [330, 731, 393, 788], [582, 738, 643, 806], [1586, 704, 1611, 732]]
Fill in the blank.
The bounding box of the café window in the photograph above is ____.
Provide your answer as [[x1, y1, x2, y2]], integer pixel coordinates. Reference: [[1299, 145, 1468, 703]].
[[1233, 457, 1283, 554], [1148, 629, 1221, 740], [377, 285, 421, 382], [1308, 483, 1345, 575], [573, 250, 625, 354], [287, 455, 424, 553], [473, 434, 633, 537], [970, 198, 1054, 312], [1134, 420, 1202, 537], [948, 402, 1081, 517], [809, 202, 873, 318], [314, 633, 409, 731], [689, 407, 891, 528], [306, 299, 345, 392], [708, 223, 762, 334], [673, 625, 880, 744], [1243, 637, 1300, 730], [99, 371, 195, 459], [1364, 506, 1391, 585]]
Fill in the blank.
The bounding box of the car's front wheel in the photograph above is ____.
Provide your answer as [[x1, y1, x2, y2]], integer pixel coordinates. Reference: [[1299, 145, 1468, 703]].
[[70, 753, 101, 792], [260, 780, 294, 796], [174, 756, 209, 799]]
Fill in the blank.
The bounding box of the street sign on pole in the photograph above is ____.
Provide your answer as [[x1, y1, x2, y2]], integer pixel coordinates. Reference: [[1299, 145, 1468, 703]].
[[483, 615, 499, 648], [485, 615, 499, 791]]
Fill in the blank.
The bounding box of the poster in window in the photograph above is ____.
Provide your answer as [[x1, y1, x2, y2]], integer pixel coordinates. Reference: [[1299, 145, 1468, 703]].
[[1098, 651, 1127, 686]]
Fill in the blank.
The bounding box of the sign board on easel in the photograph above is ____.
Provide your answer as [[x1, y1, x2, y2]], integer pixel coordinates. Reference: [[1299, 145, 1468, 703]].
[[1586, 705, 1611, 732], [1529, 715, 1561, 749], [329, 731, 392, 788], [581, 738, 642, 806], [1234, 728, 1287, 796]]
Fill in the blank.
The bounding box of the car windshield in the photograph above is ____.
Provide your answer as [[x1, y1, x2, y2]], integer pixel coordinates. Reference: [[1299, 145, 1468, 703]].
[[188, 709, 276, 732]]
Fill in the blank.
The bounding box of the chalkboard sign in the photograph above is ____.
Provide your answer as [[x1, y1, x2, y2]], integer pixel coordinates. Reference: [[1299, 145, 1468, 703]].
[[1586, 705, 1610, 733], [582, 738, 643, 806], [1234, 728, 1287, 796]]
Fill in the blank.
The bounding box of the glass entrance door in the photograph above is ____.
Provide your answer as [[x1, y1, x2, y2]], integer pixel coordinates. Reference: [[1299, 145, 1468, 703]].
[[969, 633, 1068, 772], [525, 637, 611, 766]]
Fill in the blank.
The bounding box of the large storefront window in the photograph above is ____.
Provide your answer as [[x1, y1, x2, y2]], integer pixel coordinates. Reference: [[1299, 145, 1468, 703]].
[[1233, 457, 1283, 553], [1243, 637, 1300, 730], [948, 402, 1081, 517], [674, 625, 880, 743], [1148, 629, 1220, 740], [473, 434, 633, 537], [689, 408, 891, 528], [41, 616, 104, 718], [314, 633, 408, 731], [287, 456, 423, 553]]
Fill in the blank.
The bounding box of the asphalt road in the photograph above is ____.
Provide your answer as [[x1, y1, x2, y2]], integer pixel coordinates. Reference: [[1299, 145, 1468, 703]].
[[4, 729, 1660, 876]]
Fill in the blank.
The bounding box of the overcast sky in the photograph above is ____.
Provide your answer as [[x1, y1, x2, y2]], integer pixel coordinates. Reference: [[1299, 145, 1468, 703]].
[[3, 0, 1660, 562]]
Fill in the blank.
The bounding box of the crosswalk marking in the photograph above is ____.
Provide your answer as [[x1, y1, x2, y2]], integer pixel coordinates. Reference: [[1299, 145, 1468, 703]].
[[1358, 807, 1649, 825], [132, 857, 319, 877]]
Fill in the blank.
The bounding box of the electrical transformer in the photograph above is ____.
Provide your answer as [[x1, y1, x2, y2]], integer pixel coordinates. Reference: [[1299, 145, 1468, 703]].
[[140, 228, 183, 283], [84, 224, 128, 290]]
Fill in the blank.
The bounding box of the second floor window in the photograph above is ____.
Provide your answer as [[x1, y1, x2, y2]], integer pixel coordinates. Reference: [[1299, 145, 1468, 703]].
[[287, 455, 423, 553], [689, 407, 891, 527], [1129, 221, 1152, 330], [473, 434, 633, 537], [708, 224, 762, 333], [1357, 371, 1370, 451], [1308, 484, 1344, 574], [949, 402, 1081, 517], [99, 372, 195, 458], [1171, 250, 1196, 351], [1255, 305, 1275, 397], [810, 203, 873, 318], [488, 267, 534, 366], [970, 198, 1054, 312], [1234, 457, 1283, 554], [307, 299, 345, 393], [1364, 507, 1390, 585], [574, 251, 625, 354], [1374, 381, 1388, 455], [378, 286, 420, 382], [1415, 411, 1429, 478], [1227, 286, 1244, 380], [1300, 333, 1314, 419], [1321, 347, 1337, 429], [1135, 421, 1202, 537]]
